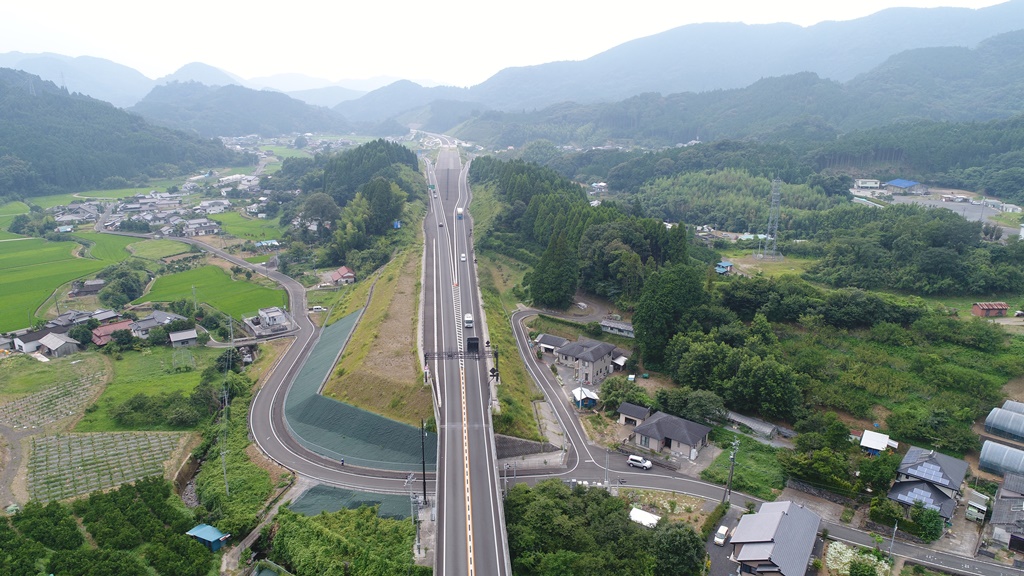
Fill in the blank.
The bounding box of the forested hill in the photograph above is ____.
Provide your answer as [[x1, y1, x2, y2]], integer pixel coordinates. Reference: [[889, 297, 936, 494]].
[[130, 82, 351, 138], [452, 29, 1024, 149], [0, 68, 241, 200]]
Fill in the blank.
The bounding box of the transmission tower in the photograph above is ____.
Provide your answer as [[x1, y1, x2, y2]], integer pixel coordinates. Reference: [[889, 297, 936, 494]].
[[758, 179, 782, 261]]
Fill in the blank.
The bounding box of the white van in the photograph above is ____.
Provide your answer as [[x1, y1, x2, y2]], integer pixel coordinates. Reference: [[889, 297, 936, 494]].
[[464, 313, 473, 328]]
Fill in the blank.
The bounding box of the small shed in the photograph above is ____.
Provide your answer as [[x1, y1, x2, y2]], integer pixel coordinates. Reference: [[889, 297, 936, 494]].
[[599, 319, 635, 338], [859, 430, 898, 456], [715, 261, 733, 275], [186, 524, 230, 551], [972, 302, 1009, 317], [980, 441, 1024, 476], [629, 507, 661, 528], [38, 333, 79, 358], [571, 387, 599, 409], [169, 329, 199, 348], [986, 408, 1024, 442], [618, 402, 651, 427]]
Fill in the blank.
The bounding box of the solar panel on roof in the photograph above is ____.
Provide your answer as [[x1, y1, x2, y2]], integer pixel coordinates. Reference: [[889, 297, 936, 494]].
[[908, 463, 949, 486], [897, 487, 939, 511]]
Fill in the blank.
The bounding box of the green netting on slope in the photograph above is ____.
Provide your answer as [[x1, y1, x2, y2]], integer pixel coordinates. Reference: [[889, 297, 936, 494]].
[[284, 310, 438, 471], [289, 484, 414, 520]]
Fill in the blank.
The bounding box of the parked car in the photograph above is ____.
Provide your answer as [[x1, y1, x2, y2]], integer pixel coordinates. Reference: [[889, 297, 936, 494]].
[[627, 455, 652, 470], [714, 525, 730, 546]]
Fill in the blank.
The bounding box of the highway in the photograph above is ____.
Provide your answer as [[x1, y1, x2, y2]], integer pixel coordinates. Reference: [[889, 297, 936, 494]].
[[425, 144, 511, 576]]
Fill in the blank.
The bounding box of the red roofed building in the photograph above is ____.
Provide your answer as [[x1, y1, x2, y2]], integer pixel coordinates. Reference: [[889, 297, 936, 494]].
[[91, 319, 134, 346], [972, 302, 1009, 317], [330, 266, 356, 285]]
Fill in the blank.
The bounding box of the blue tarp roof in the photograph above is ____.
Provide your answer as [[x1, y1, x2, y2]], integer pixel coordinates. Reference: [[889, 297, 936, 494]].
[[885, 179, 919, 188], [187, 524, 227, 542]]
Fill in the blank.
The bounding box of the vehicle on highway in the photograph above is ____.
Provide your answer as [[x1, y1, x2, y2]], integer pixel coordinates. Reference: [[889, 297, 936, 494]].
[[627, 455, 652, 469], [457, 207, 464, 220], [460, 253, 466, 262], [714, 525, 730, 546], [439, 222, 444, 227], [464, 313, 474, 328]]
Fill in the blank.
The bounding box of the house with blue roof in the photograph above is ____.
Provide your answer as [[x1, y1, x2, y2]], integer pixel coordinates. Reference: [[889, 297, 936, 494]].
[[715, 261, 733, 275], [885, 179, 926, 195], [186, 524, 231, 551]]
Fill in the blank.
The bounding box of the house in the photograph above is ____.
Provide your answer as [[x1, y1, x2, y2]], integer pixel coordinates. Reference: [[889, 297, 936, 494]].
[[989, 472, 1024, 552], [38, 333, 79, 358], [730, 501, 821, 576], [169, 329, 199, 348], [555, 339, 618, 384], [859, 430, 899, 456], [632, 412, 712, 460], [182, 218, 221, 237], [91, 319, 135, 346], [14, 326, 70, 353], [70, 279, 106, 297], [330, 265, 356, 285], [617, 402, 651, 427], [131, 311, 187, 338], [258, 307, 287, 327], [535, 333, 569, 354], [972, 302, 1009, 317], [855, 179, 881, 189], [571, 387, 599, 409], [887, 446, 968, 520], [715, 261, 734, 275], [186, 524, 230, 552], [599, 319, 634, 338]]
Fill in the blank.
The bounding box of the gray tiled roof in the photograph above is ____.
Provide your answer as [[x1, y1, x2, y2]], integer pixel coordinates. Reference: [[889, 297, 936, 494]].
[[633, 412, 710, 447], [888, 480, 956, 519], [730, 501, 820, 576], [899, 446, 968, 490], [536, 333, 570, 348], [617, 402, 651, 420], [557, 340, 617, 362]]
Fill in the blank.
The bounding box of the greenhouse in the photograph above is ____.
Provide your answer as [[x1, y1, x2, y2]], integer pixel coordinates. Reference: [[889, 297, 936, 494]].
[[980, 441, 1024, 476], [985, 408, 1024, 442], [1003, 399, 1024, 415]]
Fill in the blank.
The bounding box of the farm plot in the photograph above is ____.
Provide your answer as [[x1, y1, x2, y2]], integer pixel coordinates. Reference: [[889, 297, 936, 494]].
[[213, 211, 284, 240], [0, 373, 105, 429], [0, 239, 106, 332], [127, 238, 191, 260], [27, 432, 184, 502], [134, 264, 284, 319], [73, 232, 134, 262]]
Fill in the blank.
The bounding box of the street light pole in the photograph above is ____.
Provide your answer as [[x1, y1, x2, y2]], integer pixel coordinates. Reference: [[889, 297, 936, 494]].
[[888, 520, 898, 559]]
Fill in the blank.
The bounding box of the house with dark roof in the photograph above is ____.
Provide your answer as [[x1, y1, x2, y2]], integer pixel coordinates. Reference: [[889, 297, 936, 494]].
[[92, 320, 135, 346], [990, 472, 1024, 552], [169, 329, 199, 348], [556, 339, 618, 384], [599, 319, 634, 338], [70, 278, 105, 297], [535, 333, 570, 354], [14, 326, 70, 353], [130, 310, 187, 338], [887, 446, 968, 520], [972, 302, 1009, 317], [617, 402, 651, 427], [632, 412, 711, 460], [730, 500, 821, 576]]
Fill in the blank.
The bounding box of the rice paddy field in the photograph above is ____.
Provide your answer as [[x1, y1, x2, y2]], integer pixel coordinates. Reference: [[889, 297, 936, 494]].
[[0, 239, 111, 332], [73, 232, 136, 262], [127, 238, 191, 260], [133, 264, 285, 318], [214, 211, 284, 240], [27, 188, 151, 209]]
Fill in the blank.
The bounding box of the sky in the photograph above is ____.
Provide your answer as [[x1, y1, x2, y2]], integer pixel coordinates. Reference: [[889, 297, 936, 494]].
[[0, 1, 1008, 88]]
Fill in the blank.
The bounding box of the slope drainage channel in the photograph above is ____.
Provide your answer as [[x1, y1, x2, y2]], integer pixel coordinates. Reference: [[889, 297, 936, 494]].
[[283, 310, 438, 471]]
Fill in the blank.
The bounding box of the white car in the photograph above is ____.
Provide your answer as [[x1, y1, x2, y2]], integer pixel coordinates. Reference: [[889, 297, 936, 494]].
[[460, 253, 467, 262], [627, 455, 652, 470], [714, 525, 730, 546]]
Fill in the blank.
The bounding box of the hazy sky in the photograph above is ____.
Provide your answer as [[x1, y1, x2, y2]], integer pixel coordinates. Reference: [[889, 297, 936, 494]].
[[1, 1, 1007, 87]]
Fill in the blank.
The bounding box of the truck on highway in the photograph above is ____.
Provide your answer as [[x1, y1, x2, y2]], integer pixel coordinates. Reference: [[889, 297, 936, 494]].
[[457, 207, 464, 220]]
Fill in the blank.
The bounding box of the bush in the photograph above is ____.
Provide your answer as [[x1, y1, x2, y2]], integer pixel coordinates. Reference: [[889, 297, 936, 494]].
[[701, 501, 730, 539]]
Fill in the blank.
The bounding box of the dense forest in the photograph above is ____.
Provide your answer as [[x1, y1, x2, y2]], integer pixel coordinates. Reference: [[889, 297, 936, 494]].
[[0, 68, 242, 201]]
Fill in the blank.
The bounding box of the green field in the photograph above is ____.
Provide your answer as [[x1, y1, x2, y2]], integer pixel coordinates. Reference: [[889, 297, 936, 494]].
[[75, 346, 219, 432], [214, 211, 284, 240], [73, 232, 135, 262], [128, 238, 191, 260], [0, 215, 22, 240], [0, 238, 112, 332], [263, 145, 312, 159], [134, 265, 285, 318], [244, 254, 271, 264], [0, 201, 30, 215]]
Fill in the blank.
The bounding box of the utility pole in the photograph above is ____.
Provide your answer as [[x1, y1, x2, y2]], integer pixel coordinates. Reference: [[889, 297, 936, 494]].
[[888, 520, 898, 559], [723, 440, 740, 504], [604, 449, 609, 486], [421, 419, 428, 505]]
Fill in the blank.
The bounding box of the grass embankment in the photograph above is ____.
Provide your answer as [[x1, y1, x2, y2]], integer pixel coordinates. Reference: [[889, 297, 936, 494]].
[[478, 253, 544, 440], [127, 239, 191, 260], [526, 315, 635, 351], [699, 429, 786, 502], [321, 248, 431, 426], [75, 346, 220, 432], [213, 211, 284, 240], [134, 264, 285, 319]]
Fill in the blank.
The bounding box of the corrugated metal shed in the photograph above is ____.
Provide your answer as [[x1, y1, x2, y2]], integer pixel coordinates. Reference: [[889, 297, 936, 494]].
[[985, 408, 1024, 442], [980, 441, 1024, 476]]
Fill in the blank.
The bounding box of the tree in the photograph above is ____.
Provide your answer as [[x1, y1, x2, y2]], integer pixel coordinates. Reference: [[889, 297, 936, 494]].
[[910, 501, 944, 542], [301, 192, 340, 235], [600, 376, 651, 413], [634, 264, 708, 369], [526, 231, 579, 309], [653, 522, 707, 576], [68, 324, 93, 346], [147, 326, 169, 346], [859, 450, 902, 494]]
